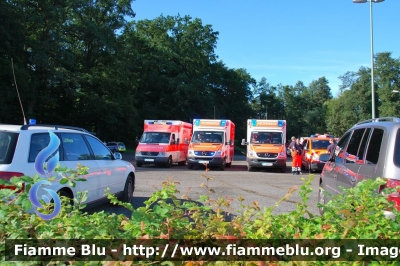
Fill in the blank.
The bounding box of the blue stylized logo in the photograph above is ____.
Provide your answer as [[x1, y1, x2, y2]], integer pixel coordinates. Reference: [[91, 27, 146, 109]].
[[29, 180, 62, 220], [29, 131, 61, 220]]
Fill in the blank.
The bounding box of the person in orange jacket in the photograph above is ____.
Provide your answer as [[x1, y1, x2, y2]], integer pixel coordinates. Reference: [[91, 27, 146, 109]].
[[289, 136, 302, 175]]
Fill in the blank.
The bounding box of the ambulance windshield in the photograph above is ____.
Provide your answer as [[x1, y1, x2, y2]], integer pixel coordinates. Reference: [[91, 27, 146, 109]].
[[140, 132, 171, 144], [251, 132, 283, 144], [192, 131, 224, 143]]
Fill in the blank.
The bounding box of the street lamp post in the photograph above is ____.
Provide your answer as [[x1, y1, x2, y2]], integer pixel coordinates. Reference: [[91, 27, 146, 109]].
[[353, 0, 384, 119]]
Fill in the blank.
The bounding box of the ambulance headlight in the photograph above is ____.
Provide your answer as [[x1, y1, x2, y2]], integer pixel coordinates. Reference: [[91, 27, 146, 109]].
[[135, 151, 141, 155], [215, 150, 223, 156], [188, 149, 194, 155], [159, 152, 166, 156], [249, 151, 256, 157]]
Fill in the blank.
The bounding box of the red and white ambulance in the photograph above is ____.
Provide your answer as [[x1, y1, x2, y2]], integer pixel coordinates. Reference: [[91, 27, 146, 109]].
[[187, 119, 235, 170], [241, 119, 287, 172], [135, 120, 192, 167]]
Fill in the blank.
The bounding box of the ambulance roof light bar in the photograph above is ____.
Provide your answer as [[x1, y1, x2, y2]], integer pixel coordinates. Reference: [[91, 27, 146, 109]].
[[310, 133, 333, 138], [147, 120, 173, 125]]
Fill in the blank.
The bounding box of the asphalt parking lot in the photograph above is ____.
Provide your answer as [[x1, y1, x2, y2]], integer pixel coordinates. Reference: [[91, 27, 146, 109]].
[[87, 152, 321, 218]]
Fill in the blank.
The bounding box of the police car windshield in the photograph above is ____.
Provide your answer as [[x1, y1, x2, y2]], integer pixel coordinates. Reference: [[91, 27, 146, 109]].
[[192, 131, 223, 143], [140, 132, 171, 144]]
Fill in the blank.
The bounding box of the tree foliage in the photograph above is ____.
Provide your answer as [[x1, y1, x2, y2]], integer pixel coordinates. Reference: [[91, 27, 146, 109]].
[[1, 0, 400, 145]]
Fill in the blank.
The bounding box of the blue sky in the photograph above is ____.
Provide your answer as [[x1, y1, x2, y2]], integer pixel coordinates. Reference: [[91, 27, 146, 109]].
[[132, 0, 400, 97]]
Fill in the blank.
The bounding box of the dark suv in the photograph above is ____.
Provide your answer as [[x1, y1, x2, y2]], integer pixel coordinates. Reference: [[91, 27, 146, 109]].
[[318, 117, 400, 219]]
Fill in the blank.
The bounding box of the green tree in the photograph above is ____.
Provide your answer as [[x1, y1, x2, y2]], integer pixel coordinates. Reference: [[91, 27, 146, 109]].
[[374, 52, 400, 117]]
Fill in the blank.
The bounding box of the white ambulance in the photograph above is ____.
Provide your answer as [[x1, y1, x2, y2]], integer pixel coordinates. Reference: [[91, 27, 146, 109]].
[[135, 120, 192, 167], [241, 119, 287, 172], [187, 119, 235, 170]]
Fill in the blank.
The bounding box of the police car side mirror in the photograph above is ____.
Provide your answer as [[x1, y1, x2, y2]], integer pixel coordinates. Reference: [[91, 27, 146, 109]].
[[114, 152, 122, 160]]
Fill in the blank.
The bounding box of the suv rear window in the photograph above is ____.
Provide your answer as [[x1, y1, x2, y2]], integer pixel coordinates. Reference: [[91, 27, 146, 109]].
[[0, 132, 19, 164], [394, 129, 400, 167]]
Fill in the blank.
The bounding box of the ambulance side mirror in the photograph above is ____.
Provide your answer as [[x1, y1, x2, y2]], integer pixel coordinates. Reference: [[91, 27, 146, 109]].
[[225, 140, 232, 145], [176, 138, 180, 144], [185, 138, 189, 144], [241, 138, 248, 145]]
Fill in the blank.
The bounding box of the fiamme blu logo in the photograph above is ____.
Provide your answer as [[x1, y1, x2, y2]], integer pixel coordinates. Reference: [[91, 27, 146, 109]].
[[28, 131, 62, 220]]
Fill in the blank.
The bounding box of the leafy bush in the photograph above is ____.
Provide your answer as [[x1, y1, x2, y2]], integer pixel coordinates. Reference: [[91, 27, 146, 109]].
[[1, 165, 400, 265]]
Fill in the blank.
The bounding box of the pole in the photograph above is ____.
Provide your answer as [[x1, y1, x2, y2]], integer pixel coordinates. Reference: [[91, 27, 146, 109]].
[[370, 0, 375, 119]]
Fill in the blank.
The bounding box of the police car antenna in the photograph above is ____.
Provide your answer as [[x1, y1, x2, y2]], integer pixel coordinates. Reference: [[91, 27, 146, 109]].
[[11, 58, 27, 125]]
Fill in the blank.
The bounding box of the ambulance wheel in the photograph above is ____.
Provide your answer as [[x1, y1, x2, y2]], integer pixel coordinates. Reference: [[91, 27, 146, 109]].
[[165, 157, 172, 168], [136, 161, 142, 167], [220, 160, 226, 171], [188, 165, 193, 169]]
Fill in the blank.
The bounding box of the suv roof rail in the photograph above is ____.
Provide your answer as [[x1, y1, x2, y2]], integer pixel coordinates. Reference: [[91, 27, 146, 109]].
[[354, 117, 400, 126], [20, 124, 91, 133]]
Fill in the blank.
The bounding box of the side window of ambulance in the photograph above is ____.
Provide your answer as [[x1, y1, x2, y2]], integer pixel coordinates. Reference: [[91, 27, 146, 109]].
[[335, 131, 352, 163], [345, 128, 365, 164], [365, 128, 384, 165]]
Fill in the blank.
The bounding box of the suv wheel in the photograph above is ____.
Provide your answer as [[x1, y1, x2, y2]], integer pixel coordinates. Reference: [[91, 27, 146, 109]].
[[318, 183, 325, 215], [122, 176, 134, 203]]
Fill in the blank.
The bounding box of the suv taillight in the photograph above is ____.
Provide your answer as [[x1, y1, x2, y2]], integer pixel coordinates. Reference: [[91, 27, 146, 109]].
[[0, 172, 25, 192], [379, 179, 400, 211]]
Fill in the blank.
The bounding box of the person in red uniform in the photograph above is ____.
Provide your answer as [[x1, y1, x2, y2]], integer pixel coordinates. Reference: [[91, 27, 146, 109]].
[[289, 136, 302, 175]]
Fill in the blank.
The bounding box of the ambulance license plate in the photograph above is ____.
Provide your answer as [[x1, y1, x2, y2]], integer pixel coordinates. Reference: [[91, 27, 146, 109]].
[[198, 160, 209, 164], [262, 162, 273, 166], [144, 158, 154, 162]]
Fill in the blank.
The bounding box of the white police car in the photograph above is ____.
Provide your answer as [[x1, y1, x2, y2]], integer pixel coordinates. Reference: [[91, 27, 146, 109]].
[[0, 123, 136, 210]]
